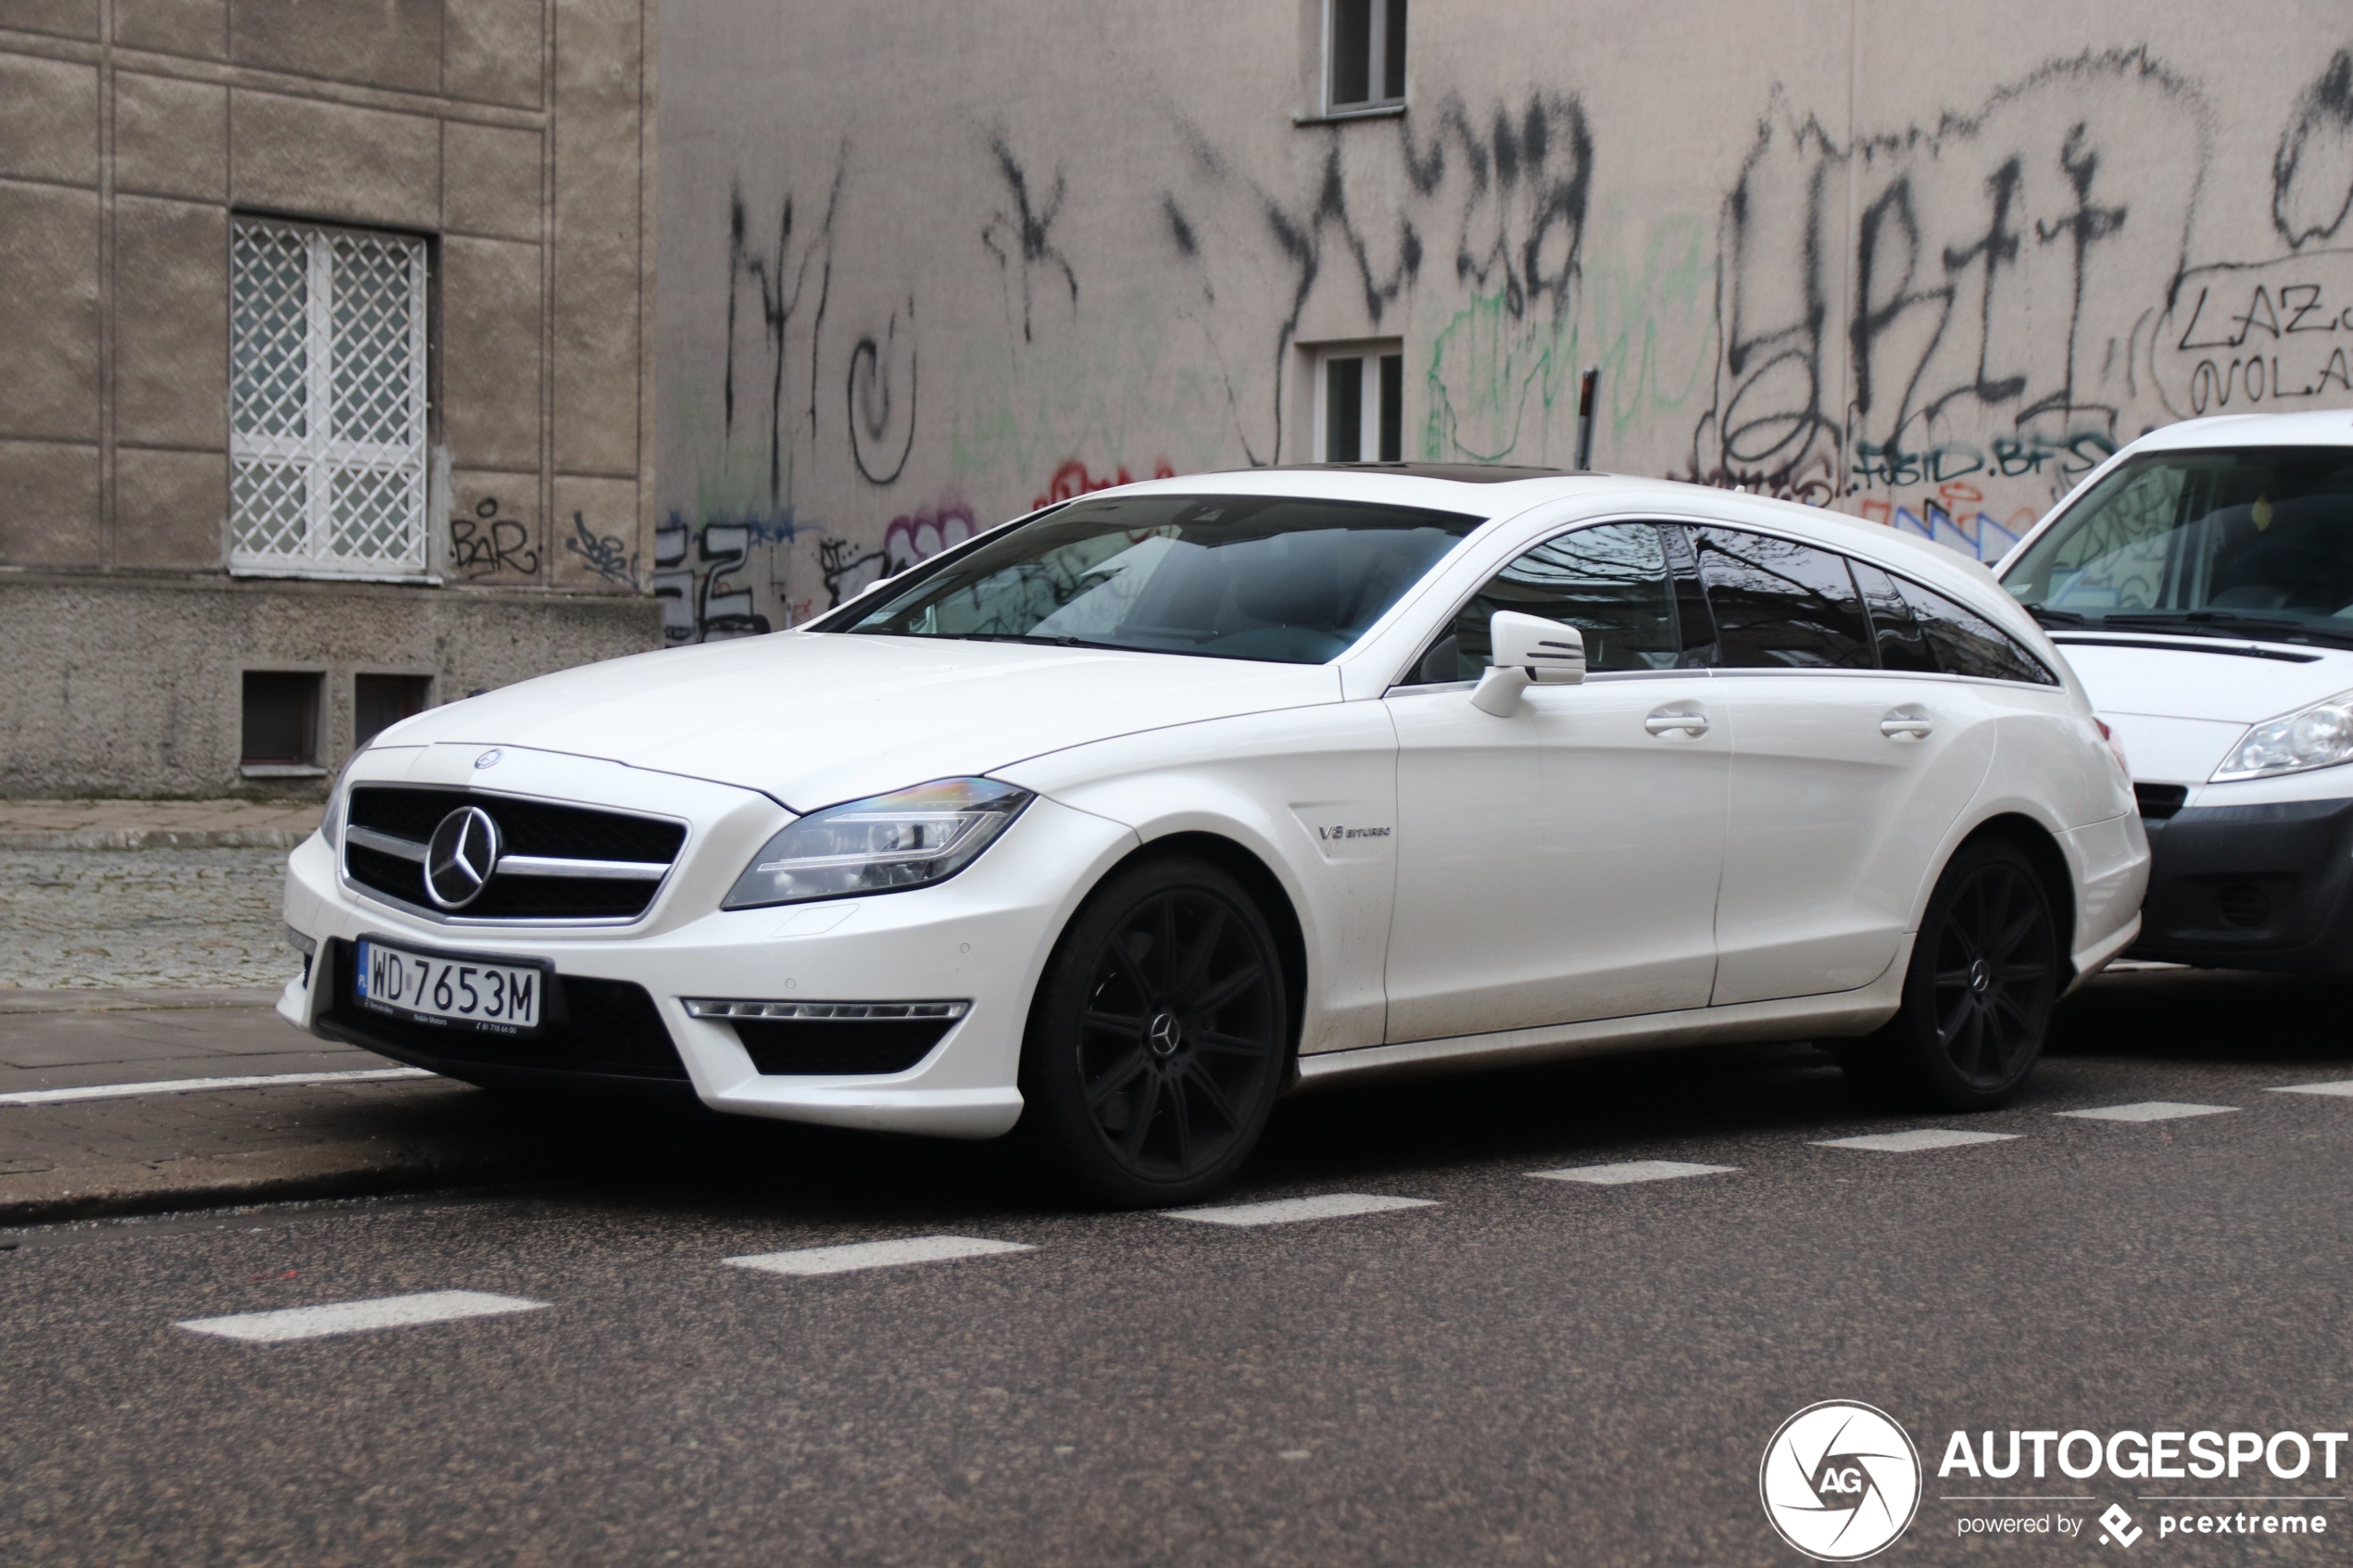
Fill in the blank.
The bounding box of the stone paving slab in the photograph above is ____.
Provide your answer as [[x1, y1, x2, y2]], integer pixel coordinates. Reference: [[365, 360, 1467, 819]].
[[0, 999, 367, 1089]]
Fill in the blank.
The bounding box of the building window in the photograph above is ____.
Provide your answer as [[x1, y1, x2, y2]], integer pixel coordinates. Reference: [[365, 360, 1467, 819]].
[[1318, 345, 1405, 462], [231, 219, 430, 579], [354, 673, 433, 747], [241, 671, 323, 772], [1327, 0, 1405, 112]]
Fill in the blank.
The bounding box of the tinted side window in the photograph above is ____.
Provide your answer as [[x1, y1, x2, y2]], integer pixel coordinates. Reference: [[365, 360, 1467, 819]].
[[1894, 576, 2057, 684], [1406, 522, 1681, 684], [1689, 526, 1875, 669], [1849, 560, 1937, 672]]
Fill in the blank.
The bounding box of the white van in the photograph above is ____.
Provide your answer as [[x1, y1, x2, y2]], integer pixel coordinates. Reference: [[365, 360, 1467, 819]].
[[1997, 409, 2353, 972]]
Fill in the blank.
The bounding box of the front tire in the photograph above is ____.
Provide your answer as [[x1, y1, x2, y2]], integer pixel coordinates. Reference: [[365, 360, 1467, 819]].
[[1837, 836, 2061, 1111], [1018, 856, 1290, 1207]]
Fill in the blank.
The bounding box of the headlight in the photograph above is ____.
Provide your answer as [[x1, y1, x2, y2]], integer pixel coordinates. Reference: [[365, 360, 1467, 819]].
[[721, 778, 1032, 909], [2212, 689, 2353, 781]]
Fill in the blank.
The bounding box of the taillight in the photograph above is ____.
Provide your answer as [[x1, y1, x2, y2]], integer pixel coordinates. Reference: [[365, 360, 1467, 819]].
[[2095, 717, 2132, 781]]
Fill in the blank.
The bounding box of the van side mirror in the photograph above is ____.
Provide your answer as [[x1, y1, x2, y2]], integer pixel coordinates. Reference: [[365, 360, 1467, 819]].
[[1470, 612, 1586, 715]]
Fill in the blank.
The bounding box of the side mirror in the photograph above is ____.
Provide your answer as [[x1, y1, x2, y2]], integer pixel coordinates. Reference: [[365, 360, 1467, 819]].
[[1470, 612, 1586, 716]]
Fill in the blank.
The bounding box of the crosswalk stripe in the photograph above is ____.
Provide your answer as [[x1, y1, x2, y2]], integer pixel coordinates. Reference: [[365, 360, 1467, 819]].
[[1530, 1160, 1739, 1185], [725, 1236, 1033, 1276], [1813, 1128, 2020, 1153], [176, 1290, 547, 1343], [2056, 1101, 2237, 1123], [2266, 1080, 2353, 1098], [1163, 1192, 1437, 1226]]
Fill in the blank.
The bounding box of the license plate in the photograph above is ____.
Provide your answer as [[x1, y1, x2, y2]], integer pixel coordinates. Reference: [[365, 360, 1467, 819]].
[[354, 937, 545, 1035]]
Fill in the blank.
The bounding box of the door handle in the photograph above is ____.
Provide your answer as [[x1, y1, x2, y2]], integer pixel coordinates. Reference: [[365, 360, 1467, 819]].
[[1644, 708, 1709, 737], [1880, 709, 1933, 740]]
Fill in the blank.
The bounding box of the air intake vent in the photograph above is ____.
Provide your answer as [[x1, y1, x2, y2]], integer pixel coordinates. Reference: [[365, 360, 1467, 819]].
[[2134, 783, 2189, 821], [2214, 884, 2273, 929]]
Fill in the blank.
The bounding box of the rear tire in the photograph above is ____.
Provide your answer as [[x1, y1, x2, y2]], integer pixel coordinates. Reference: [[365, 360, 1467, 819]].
[[1836, 836, 2061, 1111], [1017, 856, 1290, 1207]]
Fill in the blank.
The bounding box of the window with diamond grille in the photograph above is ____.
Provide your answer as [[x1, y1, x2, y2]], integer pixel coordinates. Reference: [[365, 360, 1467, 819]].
[[231, 220, 429, 577]]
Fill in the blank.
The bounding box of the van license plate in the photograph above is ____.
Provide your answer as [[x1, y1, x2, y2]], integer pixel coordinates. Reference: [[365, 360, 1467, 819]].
[[355, 938, 544, 1035]]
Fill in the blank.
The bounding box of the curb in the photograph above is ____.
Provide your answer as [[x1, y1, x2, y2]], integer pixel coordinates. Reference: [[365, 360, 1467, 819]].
[[0, 828, 309, 850], [0, 1146, 551, 1227]]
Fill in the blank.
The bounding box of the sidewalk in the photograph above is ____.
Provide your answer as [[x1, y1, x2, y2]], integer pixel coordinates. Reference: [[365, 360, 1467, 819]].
[[0, 801, 568, 1222], [0, 990, 581, 1223], [0, 797, 323, 850]]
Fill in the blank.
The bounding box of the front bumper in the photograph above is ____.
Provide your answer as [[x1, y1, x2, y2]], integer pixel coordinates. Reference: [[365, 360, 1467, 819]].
[[2129, 795, 2353, 972], [281, 795, 1140, 1137]]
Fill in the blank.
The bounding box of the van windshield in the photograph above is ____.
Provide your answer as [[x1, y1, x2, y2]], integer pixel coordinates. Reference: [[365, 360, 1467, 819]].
[[836, 494, 1480, 663], [2003, 446, 2353, 647]]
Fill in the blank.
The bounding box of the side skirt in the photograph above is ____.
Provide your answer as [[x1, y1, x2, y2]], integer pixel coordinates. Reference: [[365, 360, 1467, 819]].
[[1293, 939, 1912, 1091]]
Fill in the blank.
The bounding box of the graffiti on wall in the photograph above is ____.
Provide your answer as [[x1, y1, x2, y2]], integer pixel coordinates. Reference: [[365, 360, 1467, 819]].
[[666, 35, 2353, 585], [449, 496, 539, 579], [1031, 459, 1176, 509], [1152, 93, 1594, 468]]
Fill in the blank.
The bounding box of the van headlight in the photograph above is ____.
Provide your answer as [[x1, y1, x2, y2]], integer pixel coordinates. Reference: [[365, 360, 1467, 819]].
[[722, 778, 1032, 909], [2212, 690, 2353, 781]]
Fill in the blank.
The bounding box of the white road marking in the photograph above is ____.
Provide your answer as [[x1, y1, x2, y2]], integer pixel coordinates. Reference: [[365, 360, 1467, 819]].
[[176, 1290, 547, 1343], [1530, 1160, 1739, 1185], [1813, 1128, 2020, 1153], [2267, 1080, 2353, 1098], [0, 1068, 434, 1107], [1162, 1192, 1438, 1226], [725, 1236, 1034, 1276], [2056, 1101, 2237, 1123]]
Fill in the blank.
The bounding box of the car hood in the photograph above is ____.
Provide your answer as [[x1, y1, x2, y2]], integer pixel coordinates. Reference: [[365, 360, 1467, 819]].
[[376, 632, 1343, 809], [2049, 634, 2353, 785], [2049, 635, 2353, 723]]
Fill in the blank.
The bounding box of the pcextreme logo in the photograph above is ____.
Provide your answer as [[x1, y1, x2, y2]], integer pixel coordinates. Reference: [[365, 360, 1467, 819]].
[[1760, 1401, 1924, 1562]]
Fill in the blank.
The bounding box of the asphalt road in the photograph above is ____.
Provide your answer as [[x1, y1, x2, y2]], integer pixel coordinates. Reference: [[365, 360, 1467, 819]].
[[4, 967, 2350, 1566]]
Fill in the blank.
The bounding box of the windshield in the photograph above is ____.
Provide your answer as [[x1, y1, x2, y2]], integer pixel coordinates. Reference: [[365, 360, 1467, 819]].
[[2003, 446, 2353, 644], [837, 493, 1481, 663]]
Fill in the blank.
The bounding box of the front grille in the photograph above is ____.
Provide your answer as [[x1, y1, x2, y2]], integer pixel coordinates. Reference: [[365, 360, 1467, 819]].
[[344, 785, 686, 922], [320, 939, 688, 1080], [726, 1016, 956, 1075], [2135, 783, 2189, 821]]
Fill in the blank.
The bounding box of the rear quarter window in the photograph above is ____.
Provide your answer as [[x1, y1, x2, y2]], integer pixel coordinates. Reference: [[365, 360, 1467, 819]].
[[1894, 574, 2057, 685]]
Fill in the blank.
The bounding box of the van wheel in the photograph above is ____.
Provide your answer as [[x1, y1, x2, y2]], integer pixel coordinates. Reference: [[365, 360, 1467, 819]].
[[1837, 837, 2060, 1111], [1019, 857, 1290, 1207]]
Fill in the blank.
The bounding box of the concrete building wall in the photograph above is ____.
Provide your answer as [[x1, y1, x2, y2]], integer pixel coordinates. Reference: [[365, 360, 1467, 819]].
[[655, 1, 2353, 640], [0, 0, 663, 795]]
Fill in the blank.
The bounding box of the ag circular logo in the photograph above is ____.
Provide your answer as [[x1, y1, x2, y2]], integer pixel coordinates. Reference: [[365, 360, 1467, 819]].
[[1759, 1400, 1921, 1562], [424, 806, 502, 909]]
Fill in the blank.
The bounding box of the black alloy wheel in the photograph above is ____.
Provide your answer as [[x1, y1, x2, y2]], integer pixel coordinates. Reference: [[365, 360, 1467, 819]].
[[1929, 853, 2058, 1091], [1836, 837, 2060, 1111], [1020, 857, 1290, 1206]]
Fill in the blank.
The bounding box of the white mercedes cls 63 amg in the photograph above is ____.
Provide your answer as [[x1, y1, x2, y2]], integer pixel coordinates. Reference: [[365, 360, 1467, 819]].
[[280, 466, 2148, 1204]]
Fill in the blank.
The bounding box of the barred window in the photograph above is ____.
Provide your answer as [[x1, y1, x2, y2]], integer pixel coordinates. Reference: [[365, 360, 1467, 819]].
[[231, 219, 429, 577]]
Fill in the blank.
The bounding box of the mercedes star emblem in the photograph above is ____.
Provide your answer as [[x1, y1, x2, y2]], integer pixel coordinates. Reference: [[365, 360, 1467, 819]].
[[424, 806, 502, 909]]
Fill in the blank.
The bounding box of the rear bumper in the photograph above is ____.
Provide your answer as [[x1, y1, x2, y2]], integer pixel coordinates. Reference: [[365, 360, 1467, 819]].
[[2129, 796, 2353, 972]]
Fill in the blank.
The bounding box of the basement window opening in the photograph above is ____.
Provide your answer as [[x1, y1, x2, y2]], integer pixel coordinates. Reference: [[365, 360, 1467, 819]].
[[354, 674, 434, 747], [241, 671, 324, 775]]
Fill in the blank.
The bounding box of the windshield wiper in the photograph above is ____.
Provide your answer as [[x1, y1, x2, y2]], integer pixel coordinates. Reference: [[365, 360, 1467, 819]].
[[925, 631, 1157, 654], [2021, 603, 2088, 627], [2094, 611, 2353, 648]]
